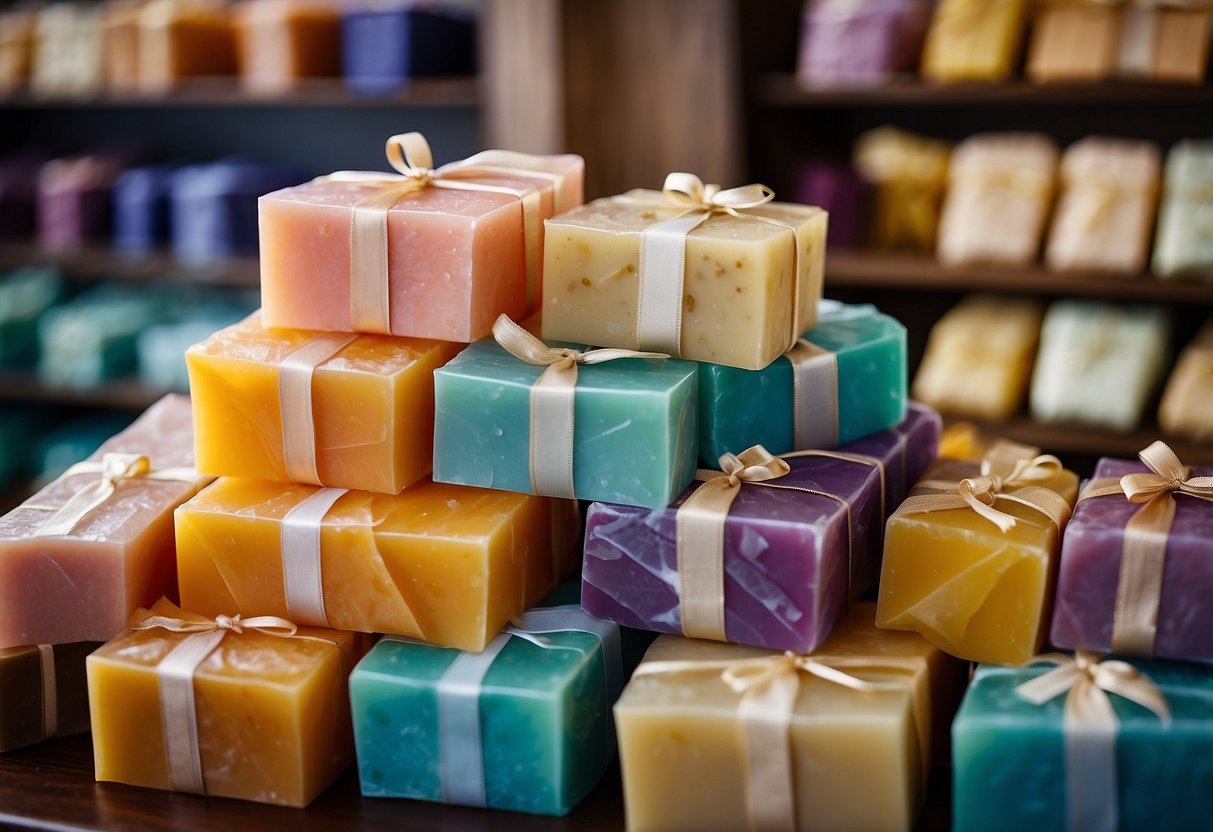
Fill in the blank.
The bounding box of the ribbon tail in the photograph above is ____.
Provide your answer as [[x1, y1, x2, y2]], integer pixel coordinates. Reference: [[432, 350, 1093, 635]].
[[737, 672, 799, 832], [33, 479, 115, 537]]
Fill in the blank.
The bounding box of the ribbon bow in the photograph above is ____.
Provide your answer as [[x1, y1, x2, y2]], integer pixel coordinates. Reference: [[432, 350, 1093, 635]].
[[1119, 441, 1213, 504], [661, 172, 775, 217], [700, 446, 792, 492], [130, 608, 300, 639]]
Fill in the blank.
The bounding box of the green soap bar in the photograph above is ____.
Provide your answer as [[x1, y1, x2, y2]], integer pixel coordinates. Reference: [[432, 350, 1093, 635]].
[[0, 268, 67, 369], [0, 642, 97, 752]]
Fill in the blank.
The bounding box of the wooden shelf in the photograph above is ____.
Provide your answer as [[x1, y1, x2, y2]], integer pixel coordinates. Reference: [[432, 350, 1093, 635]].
[[0, 373, 171, 411], [826, 250, 1213, 304], [0, 243, 260, 288], [959, 417, 1213, 467]]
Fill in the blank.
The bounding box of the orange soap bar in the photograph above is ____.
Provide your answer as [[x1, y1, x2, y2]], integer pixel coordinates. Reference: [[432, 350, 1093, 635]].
[[236, 0, 340, 92], [138, 0, 235, 93]]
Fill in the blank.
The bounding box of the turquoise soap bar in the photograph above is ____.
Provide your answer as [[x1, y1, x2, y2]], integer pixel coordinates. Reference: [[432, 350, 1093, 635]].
[[953, 660, 1213, 832], [0, 268, 67, 369], [698, 300, 907, 465], [433, 336, 698, 509], [37, 286, 168, 388]]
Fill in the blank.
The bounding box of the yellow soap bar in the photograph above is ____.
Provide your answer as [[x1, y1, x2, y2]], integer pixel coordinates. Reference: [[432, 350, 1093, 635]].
[[175, 477, 567, 652], [186, 313, 460, 495], [921, 0, 1029, 82], [876, 458, 1079, 665], [854, 127, 952, 252], [615, 602, 966, 832], [1158, 319, 1213, 441], [542, 191, 826, 370], [88, 599, 369, 807]]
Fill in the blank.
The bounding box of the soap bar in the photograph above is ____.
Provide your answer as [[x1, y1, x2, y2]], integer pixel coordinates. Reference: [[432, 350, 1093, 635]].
[[793, 163, 868, 248], [187, 313, 459, 494], [938, 133, 1058, 266], [1051, 456, 1213, 663], [698, 300, 907, 464], [0, 268, 66, 369], [236, 0, 340, 93], [0, 642, 96, 752], [138, 296, 255, 392], [541, 189, 827, 370], [1119, 6, 1212, 83], [38, 155, 125, 249], [88, 599, 368, 807], [615, 603, 967, 832], [583, 409, 941, 654], [854, 127, 951, 251], [921, 0, 1028, 81], [877, 455, 1079, 665], [0, 8, 35, 95], [38, 285, 169, 388], [171, 162, 303, 262], [175, 476, 570, 652], [341, 5, 476, 97], [1153, 140, 1213, 279], [797, 0, 930, 87], [0, 395, 206, 648], [954, 659, 1213, 832], [101, 0, 142, 93], [1026, 1, 1122, 83], [1030, 300, 1170, 432], [1045, 137, 1161, 274], [137, 0, 236, 93], [350, 583, 647, 816], [113, 165, 178, 253], [912, 295, 1044, 421], [30, 2, 103, 97], [259, 151, 583, 342], [433, 335, 698, 510], [1159, 320, 1213, 440]]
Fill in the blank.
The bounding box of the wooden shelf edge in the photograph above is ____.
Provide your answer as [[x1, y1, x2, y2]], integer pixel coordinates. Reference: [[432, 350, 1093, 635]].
[[0, 244, 260, 289], [0, 373, 172, 411]]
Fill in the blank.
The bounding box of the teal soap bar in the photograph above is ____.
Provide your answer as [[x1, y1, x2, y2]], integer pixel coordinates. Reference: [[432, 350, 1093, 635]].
[[0, 268, 67, 369], [37, 286, 168, 388], [698, 300, 907, 464], [953, 660, 1213, 832], [433, 336, 698, 509]]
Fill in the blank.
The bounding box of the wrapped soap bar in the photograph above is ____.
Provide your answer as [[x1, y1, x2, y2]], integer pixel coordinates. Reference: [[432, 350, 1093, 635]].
[[0, 8, 35, 95], [583, 409, 941, 655], [341, 2, 476, 97], [1119, 3, 1212, 83], [113, 165, 178, 253], [0, 153, 44, 237], [912, 295, 1044, 421], [236, 0, 340, 93], [137, 0, 236, 93], [1045, 137, 1161, 274], [921, 0, 1029, 81], [615, 603, 968, 832], [0, 395, 209, 648], [698, 300, 907, 464], [260, 133, 584, 342], [0, 642, 96, 752], [88, 599, 369, 807], [1052, 445, 1213, 663], [0, 268, 66, 369], [171, 161, 302, 262], [1030, 300, 1170, 432], [793, 162, 868, 248], [954, 656, 1208, 832], [938, 133, 1058, 266], [876, 444, 1079, 665], [187, 312, 459, 494], [175, 476, 574, 652], [101, 0, 142, 93], [351, 583, 647, 816], [38, 285, 168, 388], [433, 318, 698, 509], [1027, 0, 1122, 83], [854, 126, 951, 252], [796, 0, 930, 87], [1159, 319, 1213, 440], [542, 175, 827, 370], [1154, 140, 1213, 279], [30, 2, 103, 98], [38, 155, 125, 249]]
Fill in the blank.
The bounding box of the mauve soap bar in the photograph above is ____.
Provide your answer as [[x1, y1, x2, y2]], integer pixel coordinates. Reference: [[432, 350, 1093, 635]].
[[38, 155, 125, 249], [793, 163, 868, 249], [1051, 456, 1213, 662]]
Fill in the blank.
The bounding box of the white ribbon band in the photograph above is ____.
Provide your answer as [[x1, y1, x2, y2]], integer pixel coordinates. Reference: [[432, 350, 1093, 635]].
[[529, 368, 578, 499], [437, 632, 511, 808], [787, 338, 839, 449], [1068, 721, 1119, 832], [281, 487, 347, 628], [279, 333, 358, 485], [637, 212, 709, 356], [37, 645, 57, 739], [512, 605, 624, 704], [675, 497, 729, 641], [158, 628, 227, 795], [350, 191, 397, 333]]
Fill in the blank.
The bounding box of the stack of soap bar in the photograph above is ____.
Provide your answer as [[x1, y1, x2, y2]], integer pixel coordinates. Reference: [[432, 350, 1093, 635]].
[[38, 155, 125, 249], [1159, 319, 1213, 440], [1153, 140, 1213, 278], [236, 0, 340, 92], [88, 599, 369, 807], [0, 642, 97, 752], [175, 477, 570, 652], [0, 8, 34, 95], [100, 0, 141, 93], [1118, 5, 1212, 83], [938, 133, 1058, 266], [0, 395, 204, 648], [1030, 300, 1170, 432], [583, 408, 941, 655], [171, 162, 302, 262], [1026, 0, 1122, 83], [1045, 136, 1161, 274], [0, 152, 44, 236], [877, 455, 1079, 665], [260, 151, 583, 342], [341, 3, 476, 97], [188, 313, 460, 494], [1051, 455, 1213, 663], [853, 126, 951, 251], [796, 0, 930, 87], [794, 162, 868, 248], [912, 295, 1044, 421], [433, 335, 698, 509], [113, 165, 178, 253], [30, 2, 103, 97], [920, 0, 1028, 81], [542, 189, 826, 370], [137, 0, 235, 93], [698, 300, 907, 463], [954, 659, 1213, 832], [615, 603, 968, 832], [0, 268, 66, 369], [38, 286, 168, 388]]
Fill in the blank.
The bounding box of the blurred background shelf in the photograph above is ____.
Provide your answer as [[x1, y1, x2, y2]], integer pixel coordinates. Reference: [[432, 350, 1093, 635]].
[[955, 417, 1213, 467], [0, 373, 170, 411], [0, 243, 260, 287]]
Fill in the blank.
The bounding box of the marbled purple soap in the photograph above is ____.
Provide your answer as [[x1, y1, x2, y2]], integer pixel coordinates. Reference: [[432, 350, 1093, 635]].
[[794, 163, 868, 248], [581, 405, 941, 653], [1052, 457, 1213, 662], [797, 0, 931, 88]]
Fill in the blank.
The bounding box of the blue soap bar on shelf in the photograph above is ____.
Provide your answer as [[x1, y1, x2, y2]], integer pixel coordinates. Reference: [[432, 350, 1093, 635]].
[[113, 165, 180, 253], [170, 161, 303, 261], [341, 6, 476, 96]]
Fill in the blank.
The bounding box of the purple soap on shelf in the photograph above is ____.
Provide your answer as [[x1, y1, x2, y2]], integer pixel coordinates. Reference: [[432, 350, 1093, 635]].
[[1052, 454, 1213, 663], [581, 404, 941, 653], [794, 162, 869, 249], [797, 0, 931, 88], [169, 161, 303, 262], [113, 165, 180, 253], [341, 4, 476, 98], [37, 156, 126, 249], [0, 153, 46, 238]]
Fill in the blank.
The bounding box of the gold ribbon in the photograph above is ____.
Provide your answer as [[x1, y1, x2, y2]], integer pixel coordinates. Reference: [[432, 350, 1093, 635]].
[[1077, 441, 1213, 655], [492, 315, 668, 499], [37, 645, 56, 740], [784, 338, 839, 450], [26, 452, 209, 537], [279, 332, 358, 485]]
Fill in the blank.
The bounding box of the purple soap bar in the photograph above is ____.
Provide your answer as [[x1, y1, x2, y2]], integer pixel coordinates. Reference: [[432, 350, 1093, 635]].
[[0, 153, 46, 238], [170, 161, 303, 262], [797, 0, 931, 87], [113, 165, 180, 253], [38, 156, 126, 250], [794, 163, 868, 248], [581, 404, 941, 653], [1052, 456, 1213, 663]]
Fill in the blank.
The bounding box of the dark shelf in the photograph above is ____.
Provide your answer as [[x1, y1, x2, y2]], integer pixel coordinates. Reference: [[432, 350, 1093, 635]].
[[0, 373, 171, 411], [0, 243, 260, 288], [960, 417, 1213, 467]]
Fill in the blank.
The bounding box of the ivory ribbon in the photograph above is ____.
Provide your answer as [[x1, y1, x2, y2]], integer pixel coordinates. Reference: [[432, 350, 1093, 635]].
[[280, 487, 348, 628], [37, 645, 56, 739], [492, 315, 667, 499], [27, 452, 209, 537], [1015, 651, 1171, 832], [279, 332, 358, 485], [1076, 441, 1213, 656], [785, 339, 838, 450]]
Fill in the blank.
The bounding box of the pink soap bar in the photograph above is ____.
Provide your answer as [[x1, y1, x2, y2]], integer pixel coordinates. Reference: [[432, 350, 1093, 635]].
[[259, 155, 584, 342], [0, 395, 206, 648]]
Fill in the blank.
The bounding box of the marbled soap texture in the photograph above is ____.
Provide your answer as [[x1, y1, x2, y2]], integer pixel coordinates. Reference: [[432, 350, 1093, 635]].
[[0, 642, 96, 752]]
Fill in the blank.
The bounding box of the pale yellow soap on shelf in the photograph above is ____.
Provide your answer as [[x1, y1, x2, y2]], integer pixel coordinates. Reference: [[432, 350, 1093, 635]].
[[876, 458, 1079, 666], [854, 127, 952, 252], [541, 192, 826, 370], [912, 295, 1044, 421], [1158, 318, 1213, 441], [921, 0, 1029, 82]]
